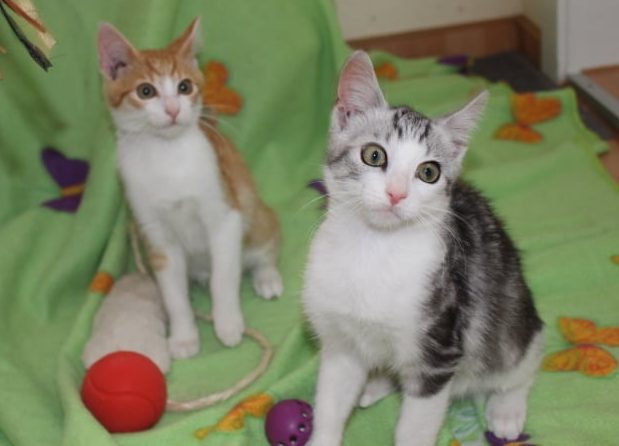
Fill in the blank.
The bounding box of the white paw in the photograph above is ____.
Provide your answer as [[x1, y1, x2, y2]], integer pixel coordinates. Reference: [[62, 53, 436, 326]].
[[358, 376, 395, 408], [214, 311, 245, 347], [307, 434, 339, 446], [486, 393, 527, 441], [191, 271, 210, 287], [252, 266, 283, 300], [142, 344, 172, 374], [168, 326, 200, 359], [358, 392, 379, 408]]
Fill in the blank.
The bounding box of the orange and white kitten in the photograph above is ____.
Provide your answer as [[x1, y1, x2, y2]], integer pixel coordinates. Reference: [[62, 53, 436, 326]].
[[97, 19, 283, 359]]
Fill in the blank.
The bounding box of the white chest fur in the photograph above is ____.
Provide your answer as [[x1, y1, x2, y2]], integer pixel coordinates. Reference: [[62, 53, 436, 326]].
[[116, 126, 229, 254], [303, 212, 445, 369]]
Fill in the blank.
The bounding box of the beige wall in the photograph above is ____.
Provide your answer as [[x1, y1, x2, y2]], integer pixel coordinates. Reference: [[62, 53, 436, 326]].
[[523, 0, 619, 81], [523, 0, 562, 79], [522, 0, 545, 27], [335, 0, 524, 40]]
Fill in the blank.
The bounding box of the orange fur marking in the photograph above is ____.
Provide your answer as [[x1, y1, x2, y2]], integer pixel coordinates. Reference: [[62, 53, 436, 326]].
[[101, 20, 204, 109], [200, 121, 280, 251], [148, 248, 168, 272]]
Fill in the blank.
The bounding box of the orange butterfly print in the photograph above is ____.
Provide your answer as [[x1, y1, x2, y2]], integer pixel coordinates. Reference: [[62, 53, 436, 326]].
[[202, 60, 243, 115], [495, 93, 561, 143], [494, 123, 543, 143], [375, 62, 398, 80], [194, 393, 274, 440], [543, 317, 619, 377]]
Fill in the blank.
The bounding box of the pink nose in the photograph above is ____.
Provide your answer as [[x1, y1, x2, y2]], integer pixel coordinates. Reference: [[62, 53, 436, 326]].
[[165, 106, 179, 121], [387, 190, 407, 206]]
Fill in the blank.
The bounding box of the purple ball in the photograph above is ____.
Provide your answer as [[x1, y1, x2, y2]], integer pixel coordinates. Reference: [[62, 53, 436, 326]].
[[265, 399, 313, 446]]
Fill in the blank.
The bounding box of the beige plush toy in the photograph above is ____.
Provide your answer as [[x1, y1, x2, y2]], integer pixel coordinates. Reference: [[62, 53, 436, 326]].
[[82, 273, 171, 374]]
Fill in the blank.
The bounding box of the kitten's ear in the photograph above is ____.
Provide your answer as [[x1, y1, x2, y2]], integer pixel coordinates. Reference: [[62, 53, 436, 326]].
[[436, 90, 488, 151], [333, 50, 386, 130], [97, 23, 138, 80], [168, 17, 202, 59]]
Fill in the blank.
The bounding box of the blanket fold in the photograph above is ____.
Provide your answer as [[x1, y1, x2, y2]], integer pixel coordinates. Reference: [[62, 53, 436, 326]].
[[1, 1, 618, 445]]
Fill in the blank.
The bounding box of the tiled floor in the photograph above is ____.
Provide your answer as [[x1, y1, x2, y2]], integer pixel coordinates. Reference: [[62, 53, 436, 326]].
[[581, 66, 619, 183], [584, 66, 619, 99], [600, 140, 619, 183]]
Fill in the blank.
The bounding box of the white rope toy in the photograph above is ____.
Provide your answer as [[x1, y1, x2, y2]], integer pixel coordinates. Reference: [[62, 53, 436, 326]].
[[129, 222, 274, 412]]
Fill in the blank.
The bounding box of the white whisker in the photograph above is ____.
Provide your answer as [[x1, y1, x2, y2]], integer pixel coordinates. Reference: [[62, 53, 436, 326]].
[[297, 194, 330, 214]]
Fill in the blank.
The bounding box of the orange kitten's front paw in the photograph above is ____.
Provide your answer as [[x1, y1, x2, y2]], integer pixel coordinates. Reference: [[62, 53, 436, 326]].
[[252, 266, 283, 300], [214, 312, 245, 347], [169, 328, 200, 359]]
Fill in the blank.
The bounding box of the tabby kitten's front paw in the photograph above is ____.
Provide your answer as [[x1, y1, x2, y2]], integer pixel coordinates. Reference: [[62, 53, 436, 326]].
[[168, 325, 200, 359], [307, 434, 340, 446], [214, 311, 245, 347], [485, 391, 527, 441], [358, 375, 395, 408]]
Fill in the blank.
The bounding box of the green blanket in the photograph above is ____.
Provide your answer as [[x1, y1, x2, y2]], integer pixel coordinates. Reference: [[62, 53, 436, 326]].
[[1, 1, 619, 445]]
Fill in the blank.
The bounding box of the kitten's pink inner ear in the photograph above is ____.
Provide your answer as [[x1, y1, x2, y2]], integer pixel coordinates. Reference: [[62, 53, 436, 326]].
[[335, 51, 386, 128], [97, 23, 137, 80], [169, 17, 202, 57], [437, 90, 489, 151]]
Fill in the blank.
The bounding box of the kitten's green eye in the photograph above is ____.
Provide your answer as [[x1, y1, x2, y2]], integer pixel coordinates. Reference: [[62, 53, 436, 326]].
[[136, 83, 157, 99], [416, 161, 441, 184], [361, 144, 387, 168], [178, 79, 193, 95]]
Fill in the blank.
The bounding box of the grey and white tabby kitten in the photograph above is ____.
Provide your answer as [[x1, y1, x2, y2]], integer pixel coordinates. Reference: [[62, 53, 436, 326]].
[[302, 51, 544, 446]]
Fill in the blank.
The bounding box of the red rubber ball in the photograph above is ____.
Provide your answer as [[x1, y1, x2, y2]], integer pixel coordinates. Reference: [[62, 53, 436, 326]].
[[80, 351, 167, 433]]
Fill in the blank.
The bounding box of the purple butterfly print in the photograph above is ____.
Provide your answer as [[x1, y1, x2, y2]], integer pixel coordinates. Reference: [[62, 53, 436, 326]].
[[41, 147, 89, 213], [485, 431, 536, 446], [438, 54, 470, 74], [307, 179, 328, 197], [307, 179, 329, 209]]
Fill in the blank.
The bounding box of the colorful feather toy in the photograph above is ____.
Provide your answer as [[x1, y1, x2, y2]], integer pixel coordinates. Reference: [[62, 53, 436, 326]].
[[0, 0, 54, 78]]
